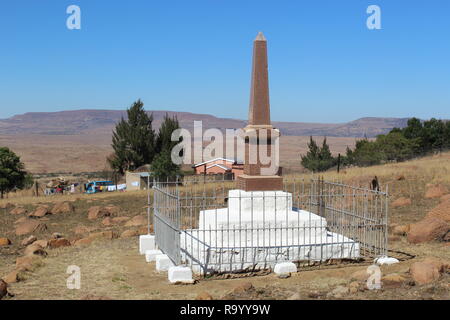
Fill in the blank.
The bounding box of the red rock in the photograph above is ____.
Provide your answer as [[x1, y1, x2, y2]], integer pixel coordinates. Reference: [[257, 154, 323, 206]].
[[16, 255, 40, 271], [104, 205, 120, 216], [112, 216, 130, 224], [51, 201, 74, 214], [87, 206, 110, 220], [410, 261, 441, 285], [407, 217, 449, 243], [10, 206, 27, 215], [440, 194, 450, 203], [30, 205, 49, 218], [15, 220, 47, 236], [425, 184, 448, 199], [120, 229, 140, 238], [21, 235, 37, 246], [2, 270, 19, 284], [24, 244, 47, 257], [88, 231, 115, 240], [48, 238, 71, 249], [0, 238, 11, 246], [196, 292, 213, 300], [233, 282, 254, 294], [392, 225, 410, 236], [34, 240, 48, 248], [0, 202, 13, 209], [0, 279, 7, 300], [125, 215, 147, 227], [74, 238, 93, 246], [426, 199, 450, 222]]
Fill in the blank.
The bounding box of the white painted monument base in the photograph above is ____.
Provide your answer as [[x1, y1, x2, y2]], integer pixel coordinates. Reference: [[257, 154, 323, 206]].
[[274, 262, 297, 276], [168, 266, 194, 284], [180, 189, 360, 274], [145, 249, 163, 262], [156, 254, 175, 272], [139, 234, 155, 255]]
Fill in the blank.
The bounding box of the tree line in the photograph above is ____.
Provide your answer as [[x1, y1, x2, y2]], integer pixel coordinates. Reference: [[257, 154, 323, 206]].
[[302, 117, 450, 172]]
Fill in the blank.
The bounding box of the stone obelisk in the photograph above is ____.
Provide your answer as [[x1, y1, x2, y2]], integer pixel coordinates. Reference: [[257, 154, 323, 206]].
[[237, 32, 283, 191]]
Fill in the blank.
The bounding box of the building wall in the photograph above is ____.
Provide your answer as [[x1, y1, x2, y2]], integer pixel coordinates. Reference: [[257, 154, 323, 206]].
[[125, 171, 141, 191]]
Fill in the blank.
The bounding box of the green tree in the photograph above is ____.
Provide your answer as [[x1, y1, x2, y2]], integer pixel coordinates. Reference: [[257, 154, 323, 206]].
[[350, 139, 384, 166], [151, 150, 181, 181], [376, 131, 418, 162], [0, 147, 28, 198], [301, 137, 336, 172], [155, 113, 181, 154], [109, 100, 156, 175]]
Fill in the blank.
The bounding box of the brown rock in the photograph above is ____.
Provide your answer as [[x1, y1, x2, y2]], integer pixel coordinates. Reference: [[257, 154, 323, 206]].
[[88, 206, 110, 220], [196, 292, 214, 300], [426, 199, 450, 222], [0, 202, 13, 209], [104, 205, 120, 216], [15, 219, 47, 236], [30, 205, 49, 218], [73, 225, 97, 235], [21, 235, 37, 246], [425, 184, 448, 199], [74, 238, 93, 246], [16, 255, 40, 271], [120, 229, 140, 238], [382, 273, 407, 288], [48, 238, 71, 249], [396, 175, 406, 181], [0, 237, 11, 246], [112, 216, 130, 224], [410, 261, 441, 285], [350, 269, 370, 281], [392, 197, 412, 208], [393, 224, 410, 236], [88, 230, 115, 240], [233, 281, 254, 294], [24, 244, 47, 257], [440, 194, 450, 203], [14, 216, 27, 225], [34, 240, 48, 248], [10, 206, 27, 215], [407, 217, 449, 243], [51, 201, 74, 214], [422, 257, 449, 273], [125, 215, 147, 227], [2, 270, 19, 284], [348, 281, 360, 294], [0, 279, 7, 300], [102, 217, 112, 226], [52, 232, 63, 239]]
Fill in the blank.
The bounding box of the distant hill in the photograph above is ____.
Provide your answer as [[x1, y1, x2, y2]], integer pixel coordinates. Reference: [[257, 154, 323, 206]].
[[0, 110, 410, 138]]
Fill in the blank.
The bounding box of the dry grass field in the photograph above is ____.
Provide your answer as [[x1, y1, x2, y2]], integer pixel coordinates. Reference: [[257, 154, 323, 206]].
[[1, 152, 449, 300]]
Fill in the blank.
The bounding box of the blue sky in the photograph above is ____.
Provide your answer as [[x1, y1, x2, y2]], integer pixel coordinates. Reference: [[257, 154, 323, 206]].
[[1, 0, 449, 122]]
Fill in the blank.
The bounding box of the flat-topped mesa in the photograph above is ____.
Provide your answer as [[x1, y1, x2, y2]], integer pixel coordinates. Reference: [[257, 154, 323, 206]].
[[237, 32, 283, 191]]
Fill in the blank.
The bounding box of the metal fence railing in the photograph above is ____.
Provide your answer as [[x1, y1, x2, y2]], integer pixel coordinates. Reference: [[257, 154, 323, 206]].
[[153, 177, 388, 275]]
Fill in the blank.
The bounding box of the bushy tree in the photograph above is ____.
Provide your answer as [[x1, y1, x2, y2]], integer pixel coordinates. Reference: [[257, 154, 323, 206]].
[[376, 131, 418, 162], [155, 113, 181, 154], [0, 147, 28, 198], [301, 137, 336, 172], [109, 100, 155, 175], [151, 150, 181, 180]]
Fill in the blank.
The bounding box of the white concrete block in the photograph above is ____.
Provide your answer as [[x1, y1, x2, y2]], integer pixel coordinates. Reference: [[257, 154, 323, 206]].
[[168, 266, 194, 284], [375, 256, 399, 265], [155, 254, 175, 272], [139, 234, 155, 255], [145, 249, 163, 262], [274, 262, 297, 275]]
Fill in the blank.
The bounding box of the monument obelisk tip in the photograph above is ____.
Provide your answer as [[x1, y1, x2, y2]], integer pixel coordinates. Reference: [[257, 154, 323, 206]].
[[255, 32, 266, 41]]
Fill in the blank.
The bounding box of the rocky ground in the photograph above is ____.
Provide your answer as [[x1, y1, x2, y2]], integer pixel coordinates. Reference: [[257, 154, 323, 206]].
[[1, 154, 449, 300]]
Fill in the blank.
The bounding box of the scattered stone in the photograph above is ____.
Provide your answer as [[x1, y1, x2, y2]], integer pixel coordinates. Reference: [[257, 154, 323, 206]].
[[89, 230, 115, 240], [393, 224, 410, 236], [51, 201, 74, 214], [0, 237, 11, 246], [382, 273, 407, 288], [34, 240, 48, 248], [88, 206, 110, 220], [120, 229, 140, 238], [2, 270, 19, 284], [21, 235, 37, 246], [104, 205, 120, 216], [0, 279, 7, 300], [24, 243, 47, 257], [392, 197, 411, 208], [196, 292, 213, 300], [422, 257, 449, 273], [52, 232, 63, 239], [426, 199, 450, 222], [15, 219, 47, 236], [73, 226, 97, 235], [29, 205, 49, 218], [48, 238, 71, 249], [10, 206, 27, 215], [0, 202, 13, 209], [124, 215, 147, 227], [407, 217, 450, 243], [14, 217, 27, 225], [348, 281, 360, 294], [440, 194, 450, 203], [112, 216, 130, 224], [233, 282, 254, 294], [16, 255, 40, 271], [410, 261, 441, 285], [327, 285, 349, 298], [102, 217, 112, 226], [425, 184, 448, 199]]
